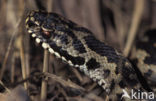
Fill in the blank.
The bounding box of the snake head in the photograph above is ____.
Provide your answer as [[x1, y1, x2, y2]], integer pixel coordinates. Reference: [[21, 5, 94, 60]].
[[25, 11, 53, 39], [25, 10, 76, 40], [25, 10, 77, 49]]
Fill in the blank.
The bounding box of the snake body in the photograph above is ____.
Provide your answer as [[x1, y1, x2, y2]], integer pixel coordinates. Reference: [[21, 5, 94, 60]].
[[25, 11, 155, 101], [131, 30, 156, 92]]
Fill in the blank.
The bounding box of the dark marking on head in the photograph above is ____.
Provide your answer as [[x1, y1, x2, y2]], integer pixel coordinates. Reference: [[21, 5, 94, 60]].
[[55, 25, 67, 31], [84, 35, 119, 63], [59, 35, 69, 45], [59, 28, 76, 38], [86, 58, 100, 70]]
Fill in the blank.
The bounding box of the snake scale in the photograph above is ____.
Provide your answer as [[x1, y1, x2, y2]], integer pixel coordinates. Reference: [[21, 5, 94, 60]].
[[25, 11, 156, 101]]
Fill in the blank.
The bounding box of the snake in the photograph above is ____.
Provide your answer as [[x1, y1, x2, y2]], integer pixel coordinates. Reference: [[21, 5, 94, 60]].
[[25, 10, 156, 101], [131, 30, 156, 93]]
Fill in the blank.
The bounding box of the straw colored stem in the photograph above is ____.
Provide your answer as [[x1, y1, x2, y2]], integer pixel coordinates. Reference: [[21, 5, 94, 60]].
[[124, 0, 144, 56]]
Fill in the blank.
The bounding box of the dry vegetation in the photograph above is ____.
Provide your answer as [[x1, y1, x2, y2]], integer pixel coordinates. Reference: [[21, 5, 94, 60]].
[[0, 0, 156, 101]]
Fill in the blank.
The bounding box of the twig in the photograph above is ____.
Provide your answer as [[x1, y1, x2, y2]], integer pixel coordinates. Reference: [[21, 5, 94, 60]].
[[0, 19, 21, 80], [71, 68, 83, 82], [19, 7, 29, 90], [41, 50, 49, 101], [123, 0, 145, 56], [41, 1, 53, 101], [43, 72, 85, 91], [47, 0, 53, 12], [0, 80, 10, 93], [11, 52, 15, 83], [20, 33, 29, 90]]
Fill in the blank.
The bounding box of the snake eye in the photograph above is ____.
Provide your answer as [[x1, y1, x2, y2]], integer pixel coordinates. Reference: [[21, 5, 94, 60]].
[[43, 30, 50, 37], [41, 28, 52, 39]]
